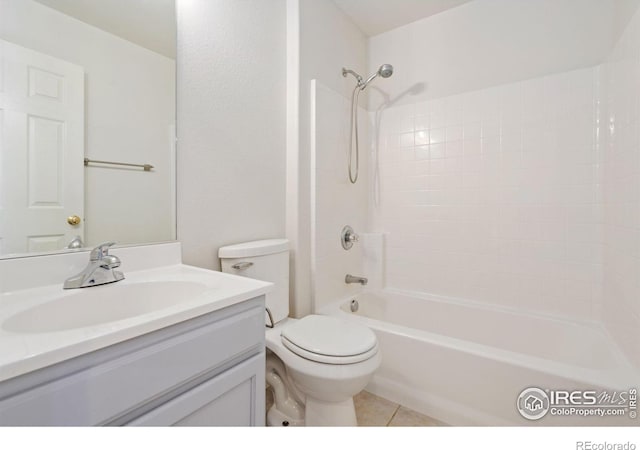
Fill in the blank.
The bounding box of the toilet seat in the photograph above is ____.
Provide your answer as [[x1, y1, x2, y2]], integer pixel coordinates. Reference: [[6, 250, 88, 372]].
[[280, 315, 378, 365]]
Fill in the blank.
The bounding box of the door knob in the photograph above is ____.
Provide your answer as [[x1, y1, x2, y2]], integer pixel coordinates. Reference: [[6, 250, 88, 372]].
[[67, 215, 82, 226]]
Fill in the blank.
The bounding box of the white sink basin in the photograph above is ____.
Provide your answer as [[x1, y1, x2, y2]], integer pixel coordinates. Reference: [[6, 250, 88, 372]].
[[0, 244, 273, 384], [3, 281, 208, 333]]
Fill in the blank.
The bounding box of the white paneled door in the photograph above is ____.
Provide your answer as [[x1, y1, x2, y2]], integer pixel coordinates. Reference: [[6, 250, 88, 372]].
[[0, 40, 84, 254]]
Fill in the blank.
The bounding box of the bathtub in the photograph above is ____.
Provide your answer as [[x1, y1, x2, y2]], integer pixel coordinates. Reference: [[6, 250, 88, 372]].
[[322, 289, 639, 426]]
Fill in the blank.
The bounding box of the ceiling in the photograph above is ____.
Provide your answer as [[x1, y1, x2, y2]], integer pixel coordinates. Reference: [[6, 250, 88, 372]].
[[32, 0, 638, 59], [33, 0, 176, 58], [333, 0, 474, 36]]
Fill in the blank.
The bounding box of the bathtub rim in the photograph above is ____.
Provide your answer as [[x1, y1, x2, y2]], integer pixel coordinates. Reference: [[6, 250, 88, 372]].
[[319, 287, 639, 391], [350, 286, 614, 331]]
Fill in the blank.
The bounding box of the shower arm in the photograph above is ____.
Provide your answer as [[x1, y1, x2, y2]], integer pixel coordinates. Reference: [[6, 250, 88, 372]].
[[342, 68, 363, 86]]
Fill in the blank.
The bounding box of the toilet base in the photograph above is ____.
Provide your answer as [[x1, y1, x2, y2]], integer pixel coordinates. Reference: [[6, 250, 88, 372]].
[[266, 396, 359, 427], [267, 405, 304, 427], [305, 397, 358, 426]]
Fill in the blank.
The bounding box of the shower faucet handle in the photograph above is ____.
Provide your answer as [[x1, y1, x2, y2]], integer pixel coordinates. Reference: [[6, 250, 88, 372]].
[[341, 225, 359, 250]]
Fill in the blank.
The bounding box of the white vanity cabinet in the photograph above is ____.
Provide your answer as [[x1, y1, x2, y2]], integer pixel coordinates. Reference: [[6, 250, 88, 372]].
[[0, 297, 265, 426]]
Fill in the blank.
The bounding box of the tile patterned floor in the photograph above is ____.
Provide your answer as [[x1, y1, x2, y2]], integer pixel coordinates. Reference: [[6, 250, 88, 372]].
[[354, 390, 446, 427], [266, 388, 445, 426]]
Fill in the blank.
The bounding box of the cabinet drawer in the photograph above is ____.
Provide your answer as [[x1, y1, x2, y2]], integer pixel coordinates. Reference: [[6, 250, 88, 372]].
[[0, 299, 264, 425], [127, 353, 265, 426]]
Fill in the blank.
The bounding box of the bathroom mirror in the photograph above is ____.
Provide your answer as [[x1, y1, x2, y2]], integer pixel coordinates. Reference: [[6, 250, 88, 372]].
[[0, 0, 176, 258]]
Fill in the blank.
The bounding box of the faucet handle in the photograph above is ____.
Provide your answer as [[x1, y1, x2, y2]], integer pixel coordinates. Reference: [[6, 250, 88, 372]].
[[90, 242, 117, 261], [341, 225, 359, 250]]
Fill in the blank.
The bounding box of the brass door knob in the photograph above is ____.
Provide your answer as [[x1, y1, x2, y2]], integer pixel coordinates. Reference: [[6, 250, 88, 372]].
[[67, 215, 82, 226]]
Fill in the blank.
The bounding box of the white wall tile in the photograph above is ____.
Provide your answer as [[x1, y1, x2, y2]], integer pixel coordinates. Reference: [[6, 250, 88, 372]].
[[601, 6, 640, 369], [300, 0, 640, 372], [369, 67, 602, 323]]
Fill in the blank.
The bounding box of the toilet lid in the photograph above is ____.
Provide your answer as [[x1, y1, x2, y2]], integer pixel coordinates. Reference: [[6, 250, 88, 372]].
[[280, 315, 377, 364]]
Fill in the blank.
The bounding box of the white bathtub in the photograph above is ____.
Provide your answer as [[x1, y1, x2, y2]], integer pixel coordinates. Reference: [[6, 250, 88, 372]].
[[322, 289, 639, 426]]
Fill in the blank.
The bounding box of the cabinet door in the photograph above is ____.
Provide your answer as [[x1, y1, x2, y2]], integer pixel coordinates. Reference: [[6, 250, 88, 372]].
[[127, 353, 265, 426], [0, 300, 264, 426]]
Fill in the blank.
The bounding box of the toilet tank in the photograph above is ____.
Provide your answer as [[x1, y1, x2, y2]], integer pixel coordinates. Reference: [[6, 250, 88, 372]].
[[219, 239, 289, 325]]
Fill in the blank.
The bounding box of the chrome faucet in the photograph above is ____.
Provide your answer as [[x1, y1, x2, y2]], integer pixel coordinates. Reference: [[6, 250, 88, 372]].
[[345, 274, 368, 285], [63, 242, 125, 289]]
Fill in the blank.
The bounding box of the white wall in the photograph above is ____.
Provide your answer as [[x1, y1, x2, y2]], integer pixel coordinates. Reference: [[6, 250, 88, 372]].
[[601, 6, 640, 369], [176, 0, 286, 271], [1, 0, 176, 247], [368, 0, 619, 109], [288, 0, 368, 316]]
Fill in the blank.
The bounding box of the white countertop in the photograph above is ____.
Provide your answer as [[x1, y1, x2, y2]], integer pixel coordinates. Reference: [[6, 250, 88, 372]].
[[0, 263, 271, 383]]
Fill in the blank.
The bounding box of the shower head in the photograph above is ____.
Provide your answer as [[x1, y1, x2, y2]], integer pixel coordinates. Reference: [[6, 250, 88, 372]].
[[378, 64, 394, 78], [361, 64, 394, 89], [342, 65, 394, 90]]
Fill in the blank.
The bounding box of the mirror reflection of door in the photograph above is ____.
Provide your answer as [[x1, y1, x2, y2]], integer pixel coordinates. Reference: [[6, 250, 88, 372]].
[[0, 39, 84, 255]]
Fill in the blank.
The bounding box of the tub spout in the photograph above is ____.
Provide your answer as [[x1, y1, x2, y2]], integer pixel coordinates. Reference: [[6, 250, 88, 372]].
[[345, 274, 368, 285]]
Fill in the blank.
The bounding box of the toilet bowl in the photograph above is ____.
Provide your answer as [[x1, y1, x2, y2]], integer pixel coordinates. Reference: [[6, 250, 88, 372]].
[[219, 239, 381, 426], [266, 316, 381, 426]]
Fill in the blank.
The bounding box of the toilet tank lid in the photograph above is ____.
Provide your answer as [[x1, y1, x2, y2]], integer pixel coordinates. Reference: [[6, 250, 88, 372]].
[[218, 239, 289, 258]]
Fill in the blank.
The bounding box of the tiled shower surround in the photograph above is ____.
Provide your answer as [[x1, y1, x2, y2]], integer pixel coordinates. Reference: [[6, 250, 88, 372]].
[[602, 9, 640, 368], [367, 8, 640, 369], [370, 67, 601, 321], [309, 4, 640, 370]]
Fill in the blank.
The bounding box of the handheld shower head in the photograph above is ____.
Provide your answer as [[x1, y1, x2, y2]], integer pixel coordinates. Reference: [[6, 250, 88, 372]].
[[343, 62, 394, 184], [378, 64, 394, 78], [361, 64, 394, 89]]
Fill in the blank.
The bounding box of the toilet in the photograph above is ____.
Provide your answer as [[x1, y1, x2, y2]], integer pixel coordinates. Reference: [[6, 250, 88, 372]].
[[219, 239, 381, 426]]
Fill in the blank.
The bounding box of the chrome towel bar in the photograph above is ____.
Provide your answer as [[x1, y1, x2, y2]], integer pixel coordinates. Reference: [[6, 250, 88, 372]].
[[84, 158, 154, 172]]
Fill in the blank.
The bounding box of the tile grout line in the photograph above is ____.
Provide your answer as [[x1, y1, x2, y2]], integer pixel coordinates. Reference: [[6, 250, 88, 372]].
[[386, 405, 401, 426]]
